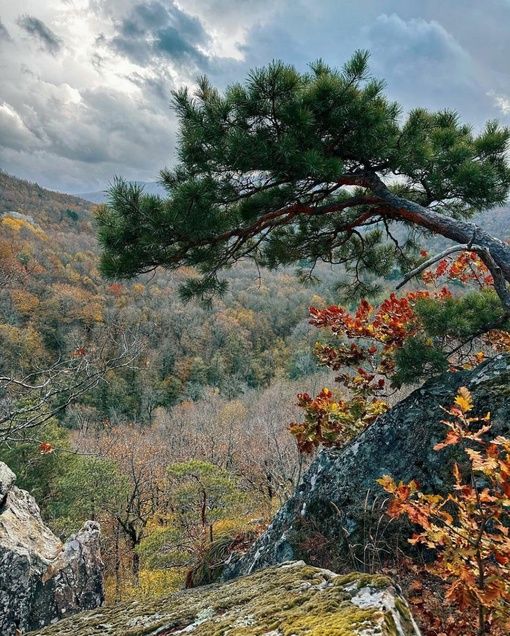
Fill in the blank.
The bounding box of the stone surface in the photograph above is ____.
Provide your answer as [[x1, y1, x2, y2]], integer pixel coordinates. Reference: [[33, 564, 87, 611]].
[[223, 355, 510, 579], [0, 463, 104, 635], [0, 462, 16, 500], [27, 561, 421, 635]]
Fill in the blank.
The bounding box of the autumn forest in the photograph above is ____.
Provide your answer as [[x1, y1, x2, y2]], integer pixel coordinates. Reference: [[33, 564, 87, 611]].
[[0, 169, 338, 598], [2, 161, 510, 633]]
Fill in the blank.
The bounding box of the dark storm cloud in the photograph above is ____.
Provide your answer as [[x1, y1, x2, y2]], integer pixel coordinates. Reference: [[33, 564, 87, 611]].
[[2, 0, 509, 193], [16, 15, 63, 55], [109, 1, 210, 69], [0, 19, 12, 41]]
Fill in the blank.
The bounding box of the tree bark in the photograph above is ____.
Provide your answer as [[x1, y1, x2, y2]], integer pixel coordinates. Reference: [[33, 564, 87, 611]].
[[365, 172, 510, 312]]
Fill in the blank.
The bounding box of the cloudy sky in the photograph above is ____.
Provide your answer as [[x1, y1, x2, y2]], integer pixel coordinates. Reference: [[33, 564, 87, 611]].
[[1, 0, 510, 194]]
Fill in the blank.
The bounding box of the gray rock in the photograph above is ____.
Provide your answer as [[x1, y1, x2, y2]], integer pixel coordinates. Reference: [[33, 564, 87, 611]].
[[0, 462, 16, 501], [0, 464, 104, 635], [223, 355, 510, 579], [26, 561, 421, 635]]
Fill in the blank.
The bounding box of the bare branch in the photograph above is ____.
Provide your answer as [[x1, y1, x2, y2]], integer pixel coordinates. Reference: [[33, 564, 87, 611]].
[[396, 244, 479, 290], [0, 333, 143, 444], [396, 243, 510, 315]]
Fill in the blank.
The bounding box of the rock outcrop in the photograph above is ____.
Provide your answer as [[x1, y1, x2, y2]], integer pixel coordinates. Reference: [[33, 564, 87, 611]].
[[0, 462, 104, 635], [224, 355, 510, 579], [27, 561, 421, 635]]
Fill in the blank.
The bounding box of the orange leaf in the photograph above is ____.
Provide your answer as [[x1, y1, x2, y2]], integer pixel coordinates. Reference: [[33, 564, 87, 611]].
[[435, 430, 461, 450], [494, 552, 510, 565]]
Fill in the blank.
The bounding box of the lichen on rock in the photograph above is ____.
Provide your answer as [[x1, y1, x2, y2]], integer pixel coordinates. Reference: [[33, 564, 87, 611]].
[[26, 561, 420, 635]]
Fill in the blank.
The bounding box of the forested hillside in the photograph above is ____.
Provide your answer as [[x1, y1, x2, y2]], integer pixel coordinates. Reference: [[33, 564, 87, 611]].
[[2, 168, 510, 618], [78, 181, 166, 204], [0, 170, 335, 598], [0, 170, 95, 230], [0, 170, 341, 416]]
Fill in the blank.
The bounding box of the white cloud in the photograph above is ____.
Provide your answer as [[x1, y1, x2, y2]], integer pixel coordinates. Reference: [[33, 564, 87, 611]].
[[0, 101, 40, 150], [1, 1, 510, 192], [490, 93, 510, 115], [362, 13, 498, 126]]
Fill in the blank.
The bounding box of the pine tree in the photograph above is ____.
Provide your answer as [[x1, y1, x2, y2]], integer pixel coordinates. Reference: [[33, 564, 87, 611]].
[[96, 51, 510, 316]]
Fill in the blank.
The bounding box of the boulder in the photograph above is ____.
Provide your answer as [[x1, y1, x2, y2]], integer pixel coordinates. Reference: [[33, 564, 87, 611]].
[[26, 561, 421, 635], [0, 463, 104, 635], [223, 355, 510, 579]]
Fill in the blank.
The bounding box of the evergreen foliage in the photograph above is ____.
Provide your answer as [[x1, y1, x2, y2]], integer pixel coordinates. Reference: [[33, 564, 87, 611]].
[[97, 51, 510, 313]]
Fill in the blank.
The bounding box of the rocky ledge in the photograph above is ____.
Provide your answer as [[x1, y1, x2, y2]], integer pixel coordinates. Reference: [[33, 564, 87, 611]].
[[26, 561, 421, 636], [223, 355, 510, 579], [0, 462, 104, 635]]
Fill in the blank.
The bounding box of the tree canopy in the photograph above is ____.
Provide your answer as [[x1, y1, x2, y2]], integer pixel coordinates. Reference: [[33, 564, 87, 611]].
[[96, 50, 510, 314]]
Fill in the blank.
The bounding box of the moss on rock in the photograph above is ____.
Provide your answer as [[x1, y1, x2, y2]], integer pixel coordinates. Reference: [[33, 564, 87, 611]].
[[27, 561, 420, 636]]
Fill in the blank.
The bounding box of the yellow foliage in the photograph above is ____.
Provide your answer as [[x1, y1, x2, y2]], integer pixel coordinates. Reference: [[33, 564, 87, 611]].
[[0, 241, 15, 260], [150, 285, 163, 297], [103, 567, 186, 603], [218, 400, 248, 425], [484, 329, 510, 352], [0, 324, 46, 363], [228, 307, 256, 329], [454, 387, 473, 413], [213, 518, 250, 536], [64, 264, 81, 283], [138, 568, 186, 598], [43, 283, 103, 323], [1, 216, 45, 239], [10, 289, 39, 316], [310, 294, 326, 308], [145, 514, 173, 534]]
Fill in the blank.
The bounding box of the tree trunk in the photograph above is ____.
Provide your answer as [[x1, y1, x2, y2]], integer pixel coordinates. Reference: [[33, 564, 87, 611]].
[[132, 550, 140, 585], [114, 521, 121, 604], [366, 172, 510, 312]]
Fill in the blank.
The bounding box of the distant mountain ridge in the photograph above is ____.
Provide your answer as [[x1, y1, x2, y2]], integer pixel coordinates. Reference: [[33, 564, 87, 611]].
[[77, 181, 167, 204]]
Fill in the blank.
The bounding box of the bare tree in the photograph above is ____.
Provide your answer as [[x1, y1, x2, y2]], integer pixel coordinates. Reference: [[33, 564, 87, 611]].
[[0, 330, 142, 444]]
